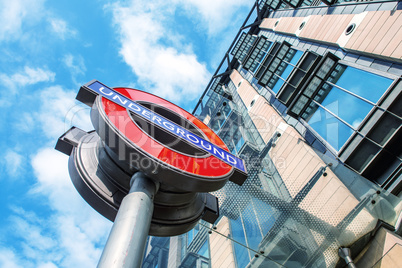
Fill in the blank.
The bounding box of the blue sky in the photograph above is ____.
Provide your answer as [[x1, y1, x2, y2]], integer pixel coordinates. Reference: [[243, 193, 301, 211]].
[[0, 0, 253, 266]]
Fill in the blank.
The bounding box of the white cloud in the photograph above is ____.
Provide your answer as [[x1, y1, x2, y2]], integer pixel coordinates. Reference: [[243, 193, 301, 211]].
[[49, 18, 77, 40], [35, 86, 92, 139], [177, 0, 251, 35], [108, 0, 252, 105], [10, 215, 57, 252], [0, 0, 45, 42], [0, 66, 55, 92], [109, 1, 211, 104], [37, 263, 58, 268], [29, 148, 111, 267], [22, 83, 108, 266], [63, 54, 86, 76], [14, 113, 36, 133], [63, 54, 86, 85], [4, 150, 23, 177], [0, 248, 23, 268]]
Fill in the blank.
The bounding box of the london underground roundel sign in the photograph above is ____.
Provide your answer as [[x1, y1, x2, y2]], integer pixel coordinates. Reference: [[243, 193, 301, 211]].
[[77, 80, 247, 192]]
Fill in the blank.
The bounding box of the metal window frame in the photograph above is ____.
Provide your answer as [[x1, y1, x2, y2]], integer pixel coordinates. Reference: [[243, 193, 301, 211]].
[[276, 50, 321, 106], [287, 52, 340, 118], [256, 41, 293, 87]]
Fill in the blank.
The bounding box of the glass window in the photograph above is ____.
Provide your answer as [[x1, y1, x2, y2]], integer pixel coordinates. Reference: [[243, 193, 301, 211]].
[[187, 225, 199, 246], [252, 198, 277, 235], [232, 136, 245, 155], [197, 240, 209, 258], [305, 104, 354, 151], [329, 65, 393, 103], [302, 64, 393, 151], [242, 202, 263, 250], [261, 48, 303, 94], [230, 217, 250, 268]]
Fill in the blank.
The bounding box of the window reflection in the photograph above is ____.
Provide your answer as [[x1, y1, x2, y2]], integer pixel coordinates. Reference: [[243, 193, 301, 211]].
[[302, 64, 393, 151], [230, 216, 250, 268], [197, 240, 209, 258]]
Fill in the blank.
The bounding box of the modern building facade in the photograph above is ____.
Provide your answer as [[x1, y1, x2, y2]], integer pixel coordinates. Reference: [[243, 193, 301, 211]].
[[142, 1, 402, 267]]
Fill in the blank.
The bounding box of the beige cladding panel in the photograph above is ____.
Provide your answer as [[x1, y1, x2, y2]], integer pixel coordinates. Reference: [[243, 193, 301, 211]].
[[229, 69, 243, 88], [261, 11, 401, 60], [366, 11, 401, 54], [209, 217, 236, 268], [260, 18, 278, 30], [357, 11, 391, 52], [270, 126, 358, 225], [345, 10, 402, 59], [383, 26, 402, 58], [317, 15, 336, 42], [330, 14, 354, 44], [320, 15, 338, 42], [391, 39, 402, 59], [357, 228, 402, 267], [230, 70, 258, 107], [275, 17, 291, 33], [288, 156, 321, 195], [372, 13, 402, 56], [274, 16, 305, 35], [248, 97, 286, 143], [299, 15, 324, 40], [316, 185, 351, 225], [349, 12, 383, 51]]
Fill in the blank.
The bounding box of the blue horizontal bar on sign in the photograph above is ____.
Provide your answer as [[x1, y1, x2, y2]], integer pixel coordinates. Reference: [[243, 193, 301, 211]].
[[85, 80, 247, 175]]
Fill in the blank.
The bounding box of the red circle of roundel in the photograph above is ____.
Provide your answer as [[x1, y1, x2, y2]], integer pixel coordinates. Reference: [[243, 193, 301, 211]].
[[100, 87, 233, 178]]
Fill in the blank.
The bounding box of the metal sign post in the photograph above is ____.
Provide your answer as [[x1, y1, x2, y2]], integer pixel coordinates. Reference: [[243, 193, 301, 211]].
[[98, 172, 158, 268], [55, 80, 248, 268]]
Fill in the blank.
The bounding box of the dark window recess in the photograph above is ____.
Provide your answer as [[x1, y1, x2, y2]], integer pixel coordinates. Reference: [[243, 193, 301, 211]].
[[320, 0, 337, 5], [282, 0, 313, 8], [388, 91, 402, 117], [243, 36, 272, 73], [287, 52, 340, 118], [276, 51, 321, 106], [367, 112, 402, 146], [345, 139, 380, 174], [256, 41, 296, 87], [209, 76, 232, 100], [340, 82, 402, 186], [231, 32, 247, 57], [231, 32, 257, 63], [345, 23, 356, 35], [258, 0, 286, 11]]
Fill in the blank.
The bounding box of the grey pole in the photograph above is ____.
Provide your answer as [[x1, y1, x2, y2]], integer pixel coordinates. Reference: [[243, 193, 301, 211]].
[[338, 247, 357, 268], [98, 172, 159, 268]]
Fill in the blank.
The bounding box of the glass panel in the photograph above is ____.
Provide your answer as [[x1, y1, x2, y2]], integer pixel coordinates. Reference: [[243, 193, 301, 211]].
[[233, 136, 245, 155], [289, 50, 303, 66], [304, 77, 321, 97], [151, 68, 402, 268], [197, 240, 209, 258], [320, 83, 374, 129], [243, 202, 263, 250], [145, 105, 402, 268], [272, 77, 285, 94], [279, 62, 294, 81], [269, 49, 302, 94], [316, 57, 335, 79], [230, 217, 251, 268], [253, 198, 276, 235], [291, 95, 308, 115], [307, 105, 354, 151], [330, 65, 393, 103]]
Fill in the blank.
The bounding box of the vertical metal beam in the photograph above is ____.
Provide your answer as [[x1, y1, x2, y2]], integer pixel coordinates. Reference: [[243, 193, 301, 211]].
[[192, 0, 262, 114], [97, 172, 159, 268]]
